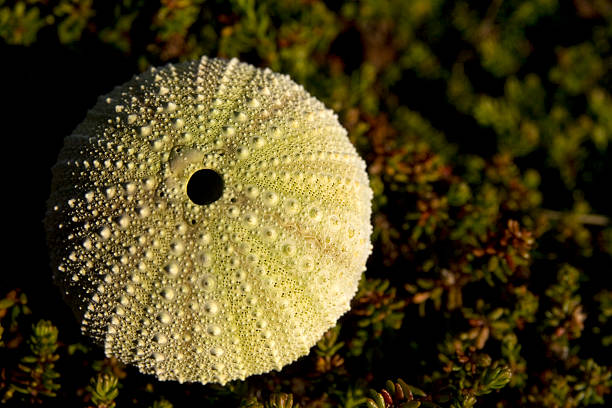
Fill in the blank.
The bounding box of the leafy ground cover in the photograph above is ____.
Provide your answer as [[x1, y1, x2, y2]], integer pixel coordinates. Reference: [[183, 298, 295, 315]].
[[1, 0, 611, 406]]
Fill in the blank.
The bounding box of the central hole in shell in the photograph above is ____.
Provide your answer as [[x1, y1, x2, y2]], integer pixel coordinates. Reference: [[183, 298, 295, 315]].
[[187, 169, 224, 205]]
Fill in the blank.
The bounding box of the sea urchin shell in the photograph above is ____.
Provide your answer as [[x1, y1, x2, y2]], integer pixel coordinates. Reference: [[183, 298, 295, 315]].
[[44, 56, 372, 384]]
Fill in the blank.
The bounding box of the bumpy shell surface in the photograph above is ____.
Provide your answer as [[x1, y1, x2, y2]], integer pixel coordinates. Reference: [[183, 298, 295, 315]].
[[45, 56, 372, 384]]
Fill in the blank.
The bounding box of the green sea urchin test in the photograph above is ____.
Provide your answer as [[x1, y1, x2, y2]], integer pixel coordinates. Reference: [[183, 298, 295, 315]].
[[44, 56, 372, 385]]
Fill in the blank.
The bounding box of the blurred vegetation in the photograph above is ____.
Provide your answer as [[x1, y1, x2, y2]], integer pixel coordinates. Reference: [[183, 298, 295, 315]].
[[2, 0, 612, 406]]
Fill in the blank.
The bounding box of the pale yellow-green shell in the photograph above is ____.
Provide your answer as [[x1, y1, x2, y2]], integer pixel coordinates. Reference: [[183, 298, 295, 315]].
[[45, 56, 372, 384]]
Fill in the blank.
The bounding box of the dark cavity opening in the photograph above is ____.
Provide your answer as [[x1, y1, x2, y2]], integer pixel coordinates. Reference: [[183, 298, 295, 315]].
[[187, 169, 224, 205]]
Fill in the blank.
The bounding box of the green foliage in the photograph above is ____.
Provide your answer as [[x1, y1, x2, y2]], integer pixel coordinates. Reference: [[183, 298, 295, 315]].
[[0, 0, 53, 45], [526, 358, 612, 407], [2, 0, 612, 406], [1, 318, 60, 404], [0, 290, 31, 345], [265, 392, 297, 408], [150, 398, 174, 408], [314, 325, 345, 374], [86, 373, 119, 408], [365, 378, 427, 408], [239, 392, 298, 408]]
